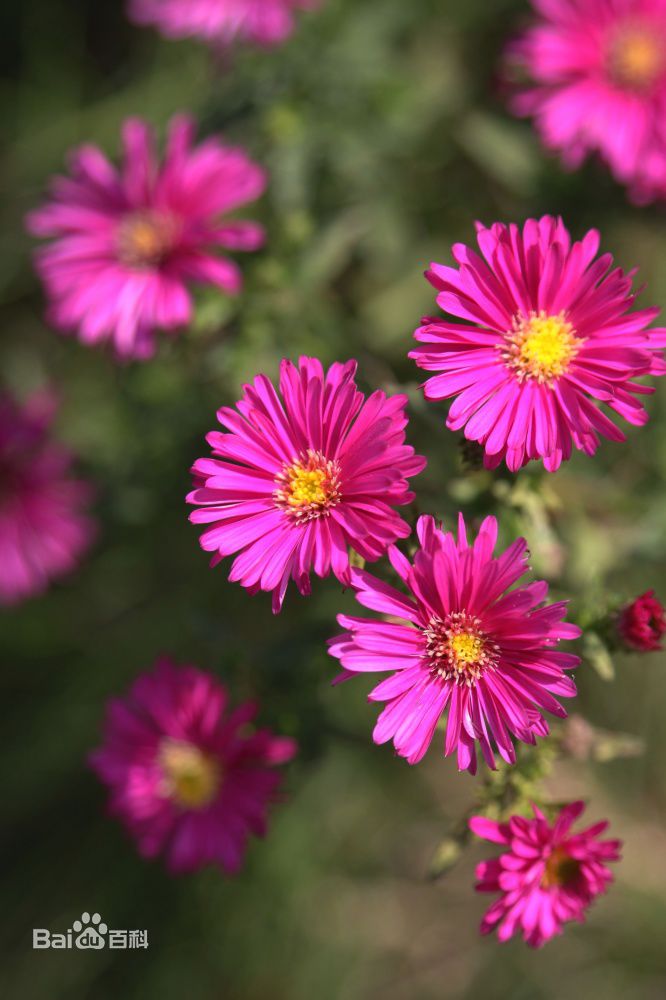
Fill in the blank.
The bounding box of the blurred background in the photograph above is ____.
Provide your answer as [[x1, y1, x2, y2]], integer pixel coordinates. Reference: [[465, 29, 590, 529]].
[[1, 0, 666, 997]]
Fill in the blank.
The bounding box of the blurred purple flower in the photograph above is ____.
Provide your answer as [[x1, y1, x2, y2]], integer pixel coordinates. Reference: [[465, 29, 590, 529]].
[[0, 390, 95, 606], [90, 657, 297, 875], [27, 115, 266, 360]]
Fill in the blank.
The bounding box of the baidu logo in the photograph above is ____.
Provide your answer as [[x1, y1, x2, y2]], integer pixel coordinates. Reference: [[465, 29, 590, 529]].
[[33, 912, 148, 950]]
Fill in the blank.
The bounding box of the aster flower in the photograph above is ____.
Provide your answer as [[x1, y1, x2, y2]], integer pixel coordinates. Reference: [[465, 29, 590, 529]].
[[128, 0, 317, 49], [409, 215, 666, 471], [188, 356, 426, 613], [328, 513, 580, 773], [470, 802, 622, 947], [617, 589, 666, 651], [0, 390, 95, 607], [89, 658, 297, 875], [27, 115, 266, 360], [507, 0, 666, 201]]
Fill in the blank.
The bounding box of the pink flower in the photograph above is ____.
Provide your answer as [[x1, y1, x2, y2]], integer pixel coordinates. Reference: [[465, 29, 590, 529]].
[[328, 514, 580, 773], [188, 356, 426, 612], [128, 0, 317, 49], [89, 657, 297, 875], [0, 390, 95, 606], [409, 216, 666, 471], [470, 802, 622, 947], [27, 115, 266, 360], [507, 0, 666, 201], [618, 589, 666, 651]]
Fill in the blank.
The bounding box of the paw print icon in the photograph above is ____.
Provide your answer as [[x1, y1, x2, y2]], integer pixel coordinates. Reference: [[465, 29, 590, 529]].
[[73, 912, 107, 949]]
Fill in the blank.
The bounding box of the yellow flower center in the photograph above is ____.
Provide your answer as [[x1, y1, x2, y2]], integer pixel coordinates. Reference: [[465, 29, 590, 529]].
[[274, 450, 342, 521], [503, 312, 583, 384], [449, 632, 485, 666], [610, 27, 664, 90], [541, 847, 581, 889], [425, 612, 499, 687], [158, 739, 220, 810], [118, 211, 177, 269]]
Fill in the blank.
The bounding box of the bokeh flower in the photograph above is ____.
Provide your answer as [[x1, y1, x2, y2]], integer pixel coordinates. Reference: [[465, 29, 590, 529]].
[[27, 115, 266, 360], [328, 513, 580, 773], [617, 589, 666, 651], [0, 390, 95, 606], [188, 356, 426, 612], [409, 215, 666, 471], [507, 0, 666, 201], [89, 657, 297, 875], [128, 0, 317, 49], [470, 802, 622, 947]]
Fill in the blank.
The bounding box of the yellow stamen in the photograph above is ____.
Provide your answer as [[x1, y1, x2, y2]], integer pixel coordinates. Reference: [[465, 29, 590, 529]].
[[274, 450, 342, 521], [610, 27, 663, 90], [449, 632, 485, 668], [158, 739, 220, 810], [503, 311, 582, 384], [424, 612, 499, 687]]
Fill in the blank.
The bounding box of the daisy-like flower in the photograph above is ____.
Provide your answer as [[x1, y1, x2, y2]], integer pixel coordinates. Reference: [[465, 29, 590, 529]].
[[0, 390, 95, 607], [617, 589, 666, 651], [128, 0, 317, 49], [89, 658, 297, 875], [409, 216, 666, 471], [470, 802, 622, 947], [507, 0, 666, 200], [27, 115, 266, 360], [328, 513, 580, 773], [188, 356, 426, 612]]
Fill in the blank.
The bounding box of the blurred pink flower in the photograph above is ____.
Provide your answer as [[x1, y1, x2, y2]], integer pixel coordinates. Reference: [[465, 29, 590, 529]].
[[470, 802, 621, 947], [89, 657, 297, 875], [328, 513, 580, 773], [128, 0, 317, 48], [409, 215, 666, 471], [618, 589, 666, 651], [188, 356, 426, 612], [507, 0, 666, 201], [0, 391, 95, 607], [508, 0, 666, 200], [27, 115, 266, 360]]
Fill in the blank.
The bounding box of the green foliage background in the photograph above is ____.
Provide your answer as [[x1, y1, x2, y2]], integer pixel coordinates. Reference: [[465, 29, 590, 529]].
[[1, 1, 666, 997]]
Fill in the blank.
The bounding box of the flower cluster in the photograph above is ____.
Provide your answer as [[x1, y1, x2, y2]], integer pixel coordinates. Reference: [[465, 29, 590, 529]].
[[11, 0, 663, 954]]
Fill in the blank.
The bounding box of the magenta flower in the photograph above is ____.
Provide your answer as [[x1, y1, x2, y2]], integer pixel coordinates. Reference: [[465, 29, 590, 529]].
[[409, 216, 666, 471], [128, 0, 317, 49], [0, 391, 95, 607], [188, 357, 426, 612], [328, 514, 580, 773], [89, 658, 297, 875], [507, 0, 666, 201], [618, 589, 666, 651], [470, 802, 622, 947], [27, 115, 266, 360]]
